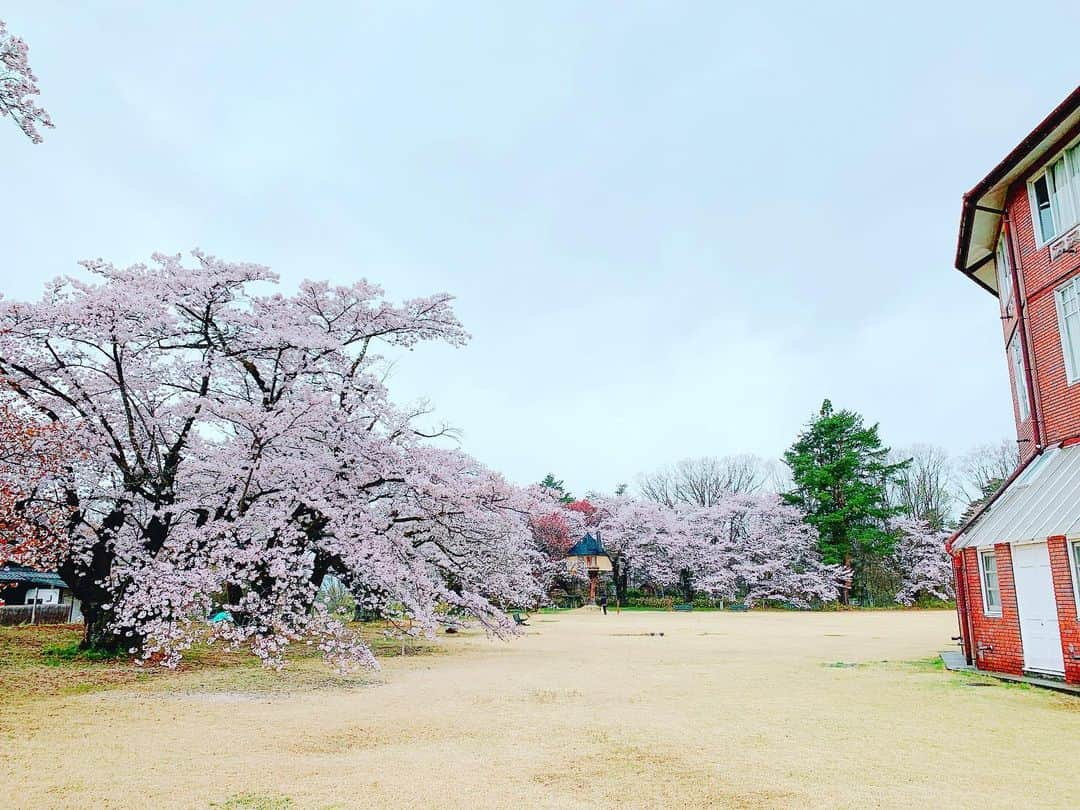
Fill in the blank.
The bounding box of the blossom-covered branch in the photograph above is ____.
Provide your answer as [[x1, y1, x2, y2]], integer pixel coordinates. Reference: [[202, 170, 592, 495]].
[[0, 19, 52, 143]]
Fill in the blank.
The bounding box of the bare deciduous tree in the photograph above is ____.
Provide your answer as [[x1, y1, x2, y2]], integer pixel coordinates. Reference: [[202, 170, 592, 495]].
[[958, 439, 1021, 501], [888, 444, 955, 530], [637, 455, 772, 506]]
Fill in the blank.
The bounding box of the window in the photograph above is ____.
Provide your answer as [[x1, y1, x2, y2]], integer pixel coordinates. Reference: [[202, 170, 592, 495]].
[[980, 550, 1001, 616], [1009, 335, 1031, 421], [995, 233, 1013, 310], [1029, 140, 1080, 245], [1056, 278, 1080, 384], [1071, 541, 1080, 612]]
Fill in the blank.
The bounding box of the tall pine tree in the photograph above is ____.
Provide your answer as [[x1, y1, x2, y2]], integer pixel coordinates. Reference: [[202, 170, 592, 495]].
[[540, 473, 574, 504], [782, 400, 909, 603]]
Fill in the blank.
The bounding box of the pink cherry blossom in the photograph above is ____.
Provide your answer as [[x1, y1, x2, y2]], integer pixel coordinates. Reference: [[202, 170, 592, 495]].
[[890, 517, 954, 606], [0, 19, 52, 143], [0, 251, 545, 668]]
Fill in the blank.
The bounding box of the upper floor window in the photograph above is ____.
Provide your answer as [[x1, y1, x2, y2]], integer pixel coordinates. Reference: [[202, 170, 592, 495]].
[[1030, 141, 1080, 245], [1055, 277, 1080, 384], [995, 233, 1013, 309], [979, 549, 1001, 616], [1009, 334, 1031, 421]]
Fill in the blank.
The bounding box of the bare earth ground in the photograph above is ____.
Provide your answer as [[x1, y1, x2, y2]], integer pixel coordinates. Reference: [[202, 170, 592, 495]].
[[1, 609, 1078, 809]]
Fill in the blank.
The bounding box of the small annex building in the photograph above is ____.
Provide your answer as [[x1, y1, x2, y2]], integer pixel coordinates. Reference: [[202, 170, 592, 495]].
[[0, 564, 83, 625], [951, 86, 1080, 684]]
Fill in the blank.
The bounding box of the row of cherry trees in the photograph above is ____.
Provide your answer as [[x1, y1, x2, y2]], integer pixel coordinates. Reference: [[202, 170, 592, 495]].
[[533, 489, 951, 608], [0, 253, 552, 668]]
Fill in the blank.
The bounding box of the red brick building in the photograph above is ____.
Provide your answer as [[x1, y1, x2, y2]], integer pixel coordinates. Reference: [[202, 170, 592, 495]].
[[951, 86, 1080, 684]]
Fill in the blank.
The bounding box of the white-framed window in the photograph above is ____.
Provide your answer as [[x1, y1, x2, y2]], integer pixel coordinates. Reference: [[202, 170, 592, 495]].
[[1009, 334, 1031, 422], [996, 233, 1013, 310], [1055, 277, 1080, 384], [1029, 140, 1080, 246], [1071, 540, 1080, 614], [979, 549, 1002, 616]]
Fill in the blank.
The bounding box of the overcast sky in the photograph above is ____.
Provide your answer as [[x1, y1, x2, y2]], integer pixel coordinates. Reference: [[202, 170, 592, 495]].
[[4, 3, 1079, 495]]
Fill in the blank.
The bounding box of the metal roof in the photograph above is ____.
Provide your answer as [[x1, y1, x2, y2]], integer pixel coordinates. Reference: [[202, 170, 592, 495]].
[[952, 444, 1080, 550], [566, 533, 607, 558], [0, 564, 68, 588]]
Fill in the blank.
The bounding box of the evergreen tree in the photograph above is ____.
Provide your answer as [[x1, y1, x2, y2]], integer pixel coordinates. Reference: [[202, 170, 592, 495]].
[[540, 473, 574, 503], [782, 400, 909, 603]]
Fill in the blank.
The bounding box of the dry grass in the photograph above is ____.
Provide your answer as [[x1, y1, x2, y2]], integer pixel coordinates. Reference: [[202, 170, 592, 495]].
[[1, 609, 1077, 808]]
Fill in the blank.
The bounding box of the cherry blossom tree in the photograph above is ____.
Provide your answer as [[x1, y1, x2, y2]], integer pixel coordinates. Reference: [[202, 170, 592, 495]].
[[580, 491, 843, 608], [0, 251, 545, 667], [1, 19, 52, 143], [684, 494, 844, 607], [586, 495, 686, 604], [890, 517, 954, 606]]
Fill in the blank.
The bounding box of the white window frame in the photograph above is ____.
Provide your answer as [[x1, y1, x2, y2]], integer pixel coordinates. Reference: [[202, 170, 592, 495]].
[[1028, 136, 1080, 247], [1054, 276, 1080, 385], [979, 549, 1002, 617], [1071, 540, 1080, 614], [996, 233, 1013, 312], [1008, 334, 1031, 422]]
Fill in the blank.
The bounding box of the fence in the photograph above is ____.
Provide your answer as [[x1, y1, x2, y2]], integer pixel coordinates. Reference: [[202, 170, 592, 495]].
[[0, 603, 76, 626]]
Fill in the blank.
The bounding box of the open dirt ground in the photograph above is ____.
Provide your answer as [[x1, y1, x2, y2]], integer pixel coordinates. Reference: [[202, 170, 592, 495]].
[[2, 609, 1078, 808]]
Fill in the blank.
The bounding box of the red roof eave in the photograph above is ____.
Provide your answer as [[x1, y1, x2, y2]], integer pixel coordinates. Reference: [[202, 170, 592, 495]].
[[954, 85, 1080, 287]]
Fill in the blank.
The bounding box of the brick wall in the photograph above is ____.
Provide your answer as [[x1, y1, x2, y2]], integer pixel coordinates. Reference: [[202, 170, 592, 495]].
[[961, 545, 1024, 676], [1047, 536, 1080, 683], [1003, 141, 1080, 458]]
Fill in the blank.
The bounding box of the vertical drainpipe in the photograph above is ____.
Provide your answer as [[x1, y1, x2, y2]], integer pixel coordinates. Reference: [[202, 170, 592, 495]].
[[949, 540, 974, 666], [1004, 212, 1043, 450], [952, 548, 967, 662], [962, 552, 976, 665]]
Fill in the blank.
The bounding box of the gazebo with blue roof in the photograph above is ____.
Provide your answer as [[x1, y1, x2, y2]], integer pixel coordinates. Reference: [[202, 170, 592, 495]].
[[565, 532, 611, 603]]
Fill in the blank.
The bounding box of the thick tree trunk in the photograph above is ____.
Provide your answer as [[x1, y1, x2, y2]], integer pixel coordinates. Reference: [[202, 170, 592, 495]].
[[79, 600, 127, 653], [57, 517, 128, 654], [611, 556, 628, 606], [679, 568, 695, 603]]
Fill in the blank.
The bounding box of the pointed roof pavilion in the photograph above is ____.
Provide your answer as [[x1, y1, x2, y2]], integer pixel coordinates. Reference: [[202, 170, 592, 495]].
[[566, 532, 606, 558]]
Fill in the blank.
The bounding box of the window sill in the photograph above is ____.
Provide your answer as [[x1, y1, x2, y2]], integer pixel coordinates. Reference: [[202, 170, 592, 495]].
[[1049, 224, 1080, 260], [983, 610, 1003, 619], [1034, 218, 1080, 249]]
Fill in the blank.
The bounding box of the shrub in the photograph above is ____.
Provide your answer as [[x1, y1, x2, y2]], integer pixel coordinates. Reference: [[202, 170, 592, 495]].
[[624, 595, 674, 610]]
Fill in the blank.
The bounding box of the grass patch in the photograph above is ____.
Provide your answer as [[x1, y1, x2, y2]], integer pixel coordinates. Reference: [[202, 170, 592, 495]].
[[0, 621, 448, 706], [902, 656, 947, 672], [213, 792, 294, 809], [42, 640, 127, 664]]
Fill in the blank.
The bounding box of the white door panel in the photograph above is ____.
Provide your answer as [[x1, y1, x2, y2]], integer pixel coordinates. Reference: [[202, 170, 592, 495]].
[[1012, 543, 1065, 675]]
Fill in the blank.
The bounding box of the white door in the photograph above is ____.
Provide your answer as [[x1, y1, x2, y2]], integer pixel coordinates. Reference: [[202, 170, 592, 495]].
[[1012, 543, 1065, 675]]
